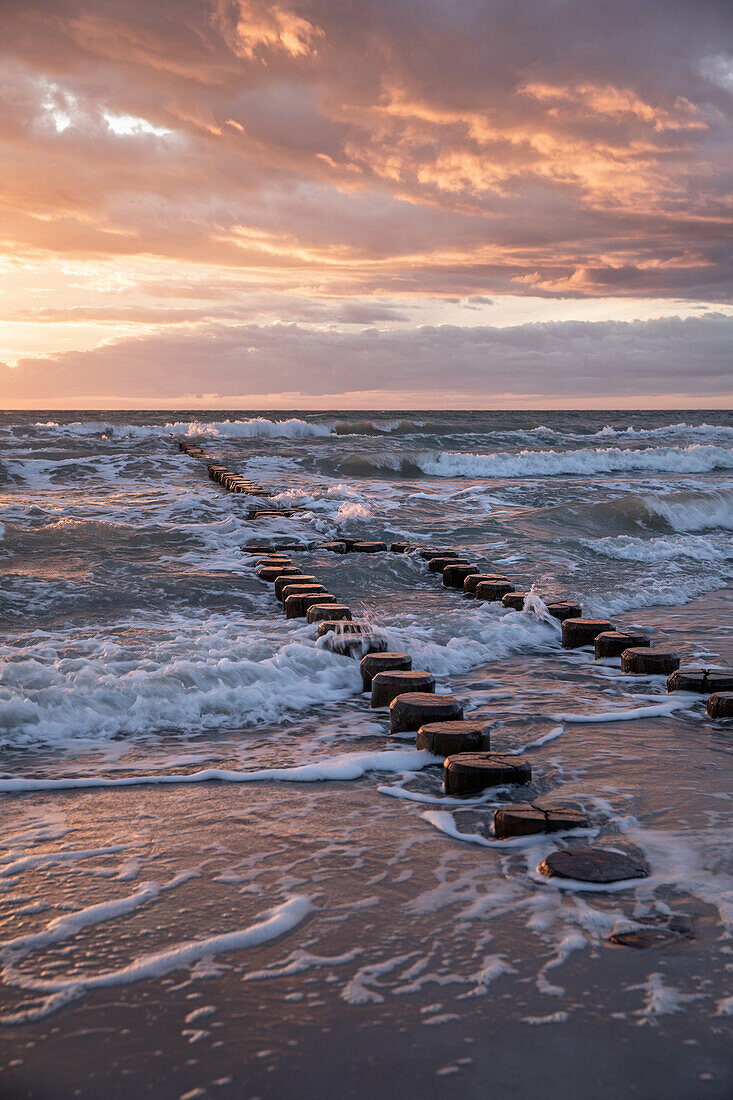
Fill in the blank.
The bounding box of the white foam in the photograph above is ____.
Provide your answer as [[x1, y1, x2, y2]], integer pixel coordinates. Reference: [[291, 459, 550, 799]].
[[630, 972, 702, 1025], [243, 947, 362, 982], [341, 953, 417, 1005], [0, 749, 434, 793], [378, 786, 494, 808], [0, 623, 361, 744], [459, 955, 516, 997], [641, 487, 733, 532], [522, 1011, 570, 1025], [553, 698, 691, 723], [1, 872, 193, 959], [592, 422, 733, 443], [536, 930, 587, 996], [0, 846, 124, 879], [418, 444, 733, 479], [0, 895, 311, 1025], [30, 417, 332, 441], [583, 533, 733, 564]]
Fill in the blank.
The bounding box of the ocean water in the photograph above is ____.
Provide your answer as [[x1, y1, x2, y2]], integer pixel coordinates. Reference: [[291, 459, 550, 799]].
[[1, 410, 732, 1096]]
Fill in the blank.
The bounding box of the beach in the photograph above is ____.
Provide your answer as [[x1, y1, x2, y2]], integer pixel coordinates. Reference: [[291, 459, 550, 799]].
[[1, 411, 732, 1098]]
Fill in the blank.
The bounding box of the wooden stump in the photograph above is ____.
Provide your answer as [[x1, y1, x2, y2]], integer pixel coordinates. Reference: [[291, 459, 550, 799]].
[[275, 580, 321, 607], [428, 556, 463, 573], [444, 753, 531, 796], [561, 618, 613, 648], [463, 573, 509, 595], [420, 549, 459, 561], [284, 592, 336, 619], [371, 671, 434, 708], [275, 574, 316, 600], [502, 593, 527, 610], [538, 848, 647, 883], [320, 541, 347, 553], [360, 652, 412, 691], [255, 565, 302, 582], [707, 692, 733, 719], [390, 543, 411, 553], [316, 620, 369, 638], [494, 803, 587, 839], [443, 564, 480, 589], [494, 804, 546, 838], [416, 720, 491, 755], [667, 668, 733, 694], [391, 692, 463, 733], [544, 807, 589, 833], [327, 634, 389, 658], [621, 647, 680, 675], [352, 541, 387, 553], [315, 621, 389, 657], [594, 631, 651, 659], [546, 602, 582, 621], [306, 604, 352, 624], [475, 580, 515, 602]]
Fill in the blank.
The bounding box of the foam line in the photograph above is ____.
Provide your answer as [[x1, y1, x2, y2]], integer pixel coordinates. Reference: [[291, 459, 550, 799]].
[[0, 750, 435, 794], [0, 847, 124, 878], [0, 895, 312, 1025], [553, 699, 691, 723]]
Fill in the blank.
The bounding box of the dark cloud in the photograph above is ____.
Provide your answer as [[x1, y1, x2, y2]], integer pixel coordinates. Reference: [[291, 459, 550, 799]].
[[2, 313, 730, 402]]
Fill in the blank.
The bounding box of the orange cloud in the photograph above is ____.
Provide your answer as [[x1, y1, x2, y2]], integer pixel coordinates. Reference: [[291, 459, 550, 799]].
[[520, 81, 707, 132], [214, 0, 324, 60]]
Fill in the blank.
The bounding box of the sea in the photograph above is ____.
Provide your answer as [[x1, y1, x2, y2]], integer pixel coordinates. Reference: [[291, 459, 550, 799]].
[[1, 410, 732, 1098]]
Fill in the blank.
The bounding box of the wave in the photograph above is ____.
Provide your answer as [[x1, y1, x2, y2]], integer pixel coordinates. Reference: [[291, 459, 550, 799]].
[[330, 444, 733, 480], [335, 454, 427, 477], [178, 417, 331, 440], [420, 444, 733, 479], [525, 422, 733, 443], [593, 422, 733, 441], [30, 417, 332, 441], [331, 418, 426, 436], [0, 620, 360, 745], [582, 533, 733, 565], [640, 487, 733, 533], [506, 485, 733, 542]]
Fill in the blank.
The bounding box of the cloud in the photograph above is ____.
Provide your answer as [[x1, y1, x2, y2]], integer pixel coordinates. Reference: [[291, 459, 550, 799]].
[[0, 0, 729, 301], [2, 313, 730, 406], [0, 0, 730, 403], [213, 0, 324, 60]]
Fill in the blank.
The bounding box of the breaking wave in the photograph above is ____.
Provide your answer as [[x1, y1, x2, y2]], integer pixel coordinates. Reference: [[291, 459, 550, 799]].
[[332, 444, 733, 479], [582, 533, 733, 565], [639, 487, 733, 532], [331, 418, 426, 436], [421, 444, 733, 479], [30, 417, 332, 441]]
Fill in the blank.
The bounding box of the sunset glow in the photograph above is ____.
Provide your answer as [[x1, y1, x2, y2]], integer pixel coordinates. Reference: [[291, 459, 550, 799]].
[[0, 0, 731, 407]]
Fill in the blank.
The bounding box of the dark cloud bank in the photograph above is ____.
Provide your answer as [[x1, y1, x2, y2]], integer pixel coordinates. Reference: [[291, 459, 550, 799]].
[[3, 314, 730, 403]]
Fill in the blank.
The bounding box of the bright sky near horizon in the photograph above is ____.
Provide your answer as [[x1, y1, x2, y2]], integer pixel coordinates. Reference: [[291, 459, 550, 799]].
[[0, 0, 731, 408]]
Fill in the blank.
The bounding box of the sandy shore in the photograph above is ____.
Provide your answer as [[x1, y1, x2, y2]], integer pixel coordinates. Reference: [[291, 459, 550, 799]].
[[2, 589, 732, 1099]]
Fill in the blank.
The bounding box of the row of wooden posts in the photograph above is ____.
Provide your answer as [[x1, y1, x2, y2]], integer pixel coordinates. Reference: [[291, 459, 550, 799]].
[[178, 438, 733, 889]]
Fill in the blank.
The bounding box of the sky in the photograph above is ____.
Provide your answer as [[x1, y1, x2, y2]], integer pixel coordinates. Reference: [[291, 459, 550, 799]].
[[0, 0, 731, 409]]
